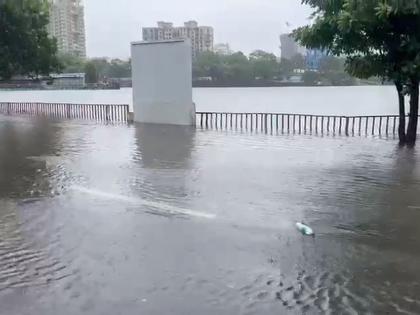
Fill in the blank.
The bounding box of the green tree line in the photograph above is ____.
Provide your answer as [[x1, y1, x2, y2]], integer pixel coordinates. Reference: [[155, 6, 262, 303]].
[[58, 54, 131, 83], [193, 50, 356, 86]]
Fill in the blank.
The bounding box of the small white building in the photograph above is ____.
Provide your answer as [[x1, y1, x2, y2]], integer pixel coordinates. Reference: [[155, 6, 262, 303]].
[[131, 39, 195, 126], [50, 73, 86, 89]]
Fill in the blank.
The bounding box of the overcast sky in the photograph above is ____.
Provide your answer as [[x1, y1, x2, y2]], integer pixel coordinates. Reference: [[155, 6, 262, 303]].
[[84, 0, 312, 59]]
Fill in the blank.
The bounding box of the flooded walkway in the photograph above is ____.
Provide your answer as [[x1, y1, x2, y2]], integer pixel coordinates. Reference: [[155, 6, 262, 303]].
[[1, 115, 420, 314]]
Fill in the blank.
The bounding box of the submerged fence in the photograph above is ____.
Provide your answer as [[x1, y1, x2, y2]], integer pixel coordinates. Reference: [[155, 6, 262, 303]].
[[0, 102, 130, 122], [196, 112, 417, 136], [1, 102, 417, 137]]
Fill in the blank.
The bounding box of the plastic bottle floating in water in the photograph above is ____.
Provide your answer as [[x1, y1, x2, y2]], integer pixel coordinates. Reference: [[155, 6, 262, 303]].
[[296, 222, 315, 236]]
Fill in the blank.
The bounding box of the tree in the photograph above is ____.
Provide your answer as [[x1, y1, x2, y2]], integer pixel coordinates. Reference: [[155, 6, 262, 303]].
[[224, 52, 253, 82], [194, 52, 225, 81], [58, 53, 85, 73], [303, 71, 321, 85], [319, 56, 356, 86], [84, 62, 98, 84], [295, 0, 420, 145], [0, 0, 61, 79], [279, 58, 295, 78], [89, 58, 109, 79], [107, 59, 131, 78], [290, 53, 306, 70], [249, 50, 278, 80]]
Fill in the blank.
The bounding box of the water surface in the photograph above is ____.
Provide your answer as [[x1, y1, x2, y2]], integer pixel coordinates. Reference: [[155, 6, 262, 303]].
[[0, 86, 401, 115], [1, 115, 420, 314]]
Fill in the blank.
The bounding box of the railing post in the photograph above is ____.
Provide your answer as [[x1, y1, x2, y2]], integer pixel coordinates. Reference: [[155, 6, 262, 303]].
[[298, 115, 302, 134], [310, 116, 313, 133], [338, 116, 342, 135], [281, 114, 284, 133], [379, 116, 383, 135], [264, 114, 268, 133], [372, 117, 376, 135], [106, 106, 110, 122], [393, 116, 397, 135], [345, 117, 350, 136], [7, 102, 10, 115], [327, 116, 330, 133]]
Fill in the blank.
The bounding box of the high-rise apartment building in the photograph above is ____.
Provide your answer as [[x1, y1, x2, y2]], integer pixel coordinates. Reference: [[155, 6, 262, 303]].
[[280, 34, 306, 60], [142, 21, 214, 58], [48, 0, 86, 57]]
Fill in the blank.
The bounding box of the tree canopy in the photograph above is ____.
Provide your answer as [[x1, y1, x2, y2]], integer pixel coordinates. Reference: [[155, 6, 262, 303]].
[[294, 0, 420, 145], [193, 50, 355, 86], [59, 55, 132, 80], [0, 0, 61, 79]]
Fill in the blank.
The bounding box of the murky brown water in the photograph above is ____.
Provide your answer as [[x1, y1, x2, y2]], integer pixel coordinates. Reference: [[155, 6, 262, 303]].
[[1, 115, 420, 314]]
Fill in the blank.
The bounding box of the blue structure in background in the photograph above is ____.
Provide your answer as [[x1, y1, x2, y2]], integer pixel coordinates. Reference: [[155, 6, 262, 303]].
[[306, 49, 327, 71]]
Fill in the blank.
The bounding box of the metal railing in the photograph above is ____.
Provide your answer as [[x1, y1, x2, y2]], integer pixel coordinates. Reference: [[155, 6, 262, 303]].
[[0, 102, 130, 122], [196, 112, 416, 136], [1, 104, 416, 136]]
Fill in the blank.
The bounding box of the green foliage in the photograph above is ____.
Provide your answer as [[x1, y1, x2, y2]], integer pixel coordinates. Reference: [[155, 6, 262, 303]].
[[194, 50, 296, 83], [0, 0, 61, 79], [58, 55, 132, 79], [107, 59, 131, 78], [223, 52, 253, 82], [294, 0, 420, 143], [294, 0, 420, 84], [249, 50, 278, 79], [59, 53, 85, 73], [319, 56, 356, 85], [302, 71, 321, 85], [193, 50, 356, 85], [290, 54, 306, 70], [84, 62, 98, 84], [193, 52, 225, 81]]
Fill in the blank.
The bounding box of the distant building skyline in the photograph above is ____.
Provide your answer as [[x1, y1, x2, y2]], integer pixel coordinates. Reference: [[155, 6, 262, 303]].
[[48, 0, 87, 57], [279, 33, 306, 60], [214, 43, 232, 55], [142, 21, 214, 58]]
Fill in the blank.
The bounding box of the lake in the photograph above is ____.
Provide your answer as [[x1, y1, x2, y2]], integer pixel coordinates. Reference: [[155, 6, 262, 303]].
[[1, 87, 420, 314], [0, 86, 401, 115]]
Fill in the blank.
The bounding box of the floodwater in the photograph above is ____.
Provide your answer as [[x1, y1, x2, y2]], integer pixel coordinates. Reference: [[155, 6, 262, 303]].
[[1, 114, 420, 314], [0, 85, 401, 115]]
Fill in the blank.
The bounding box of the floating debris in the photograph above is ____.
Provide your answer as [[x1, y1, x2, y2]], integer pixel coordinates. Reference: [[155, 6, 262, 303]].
[[296, 222, 315, 236]]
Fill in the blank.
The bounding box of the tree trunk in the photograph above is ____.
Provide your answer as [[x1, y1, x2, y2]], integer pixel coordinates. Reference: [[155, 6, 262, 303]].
[[407, 78, 419, 147], [396, 81, 406, 145]]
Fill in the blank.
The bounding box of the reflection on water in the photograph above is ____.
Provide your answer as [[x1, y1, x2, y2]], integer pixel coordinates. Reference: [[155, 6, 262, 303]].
[[134, 123, 196, 169], [1, 115, 420, 314]]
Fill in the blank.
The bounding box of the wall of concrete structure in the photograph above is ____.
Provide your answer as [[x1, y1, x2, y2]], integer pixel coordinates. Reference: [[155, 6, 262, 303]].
[[131, 40, 195, 126]]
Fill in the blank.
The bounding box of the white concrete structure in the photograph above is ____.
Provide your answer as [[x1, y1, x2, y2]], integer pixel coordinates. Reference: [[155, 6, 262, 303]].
[[48, 0, 86, 57], [131, 40, 195, 126], [142, 21, 213, 59]]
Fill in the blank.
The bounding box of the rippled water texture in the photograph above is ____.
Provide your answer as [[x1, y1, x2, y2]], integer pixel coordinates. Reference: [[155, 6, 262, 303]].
[[1, 115, 420, 314]]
